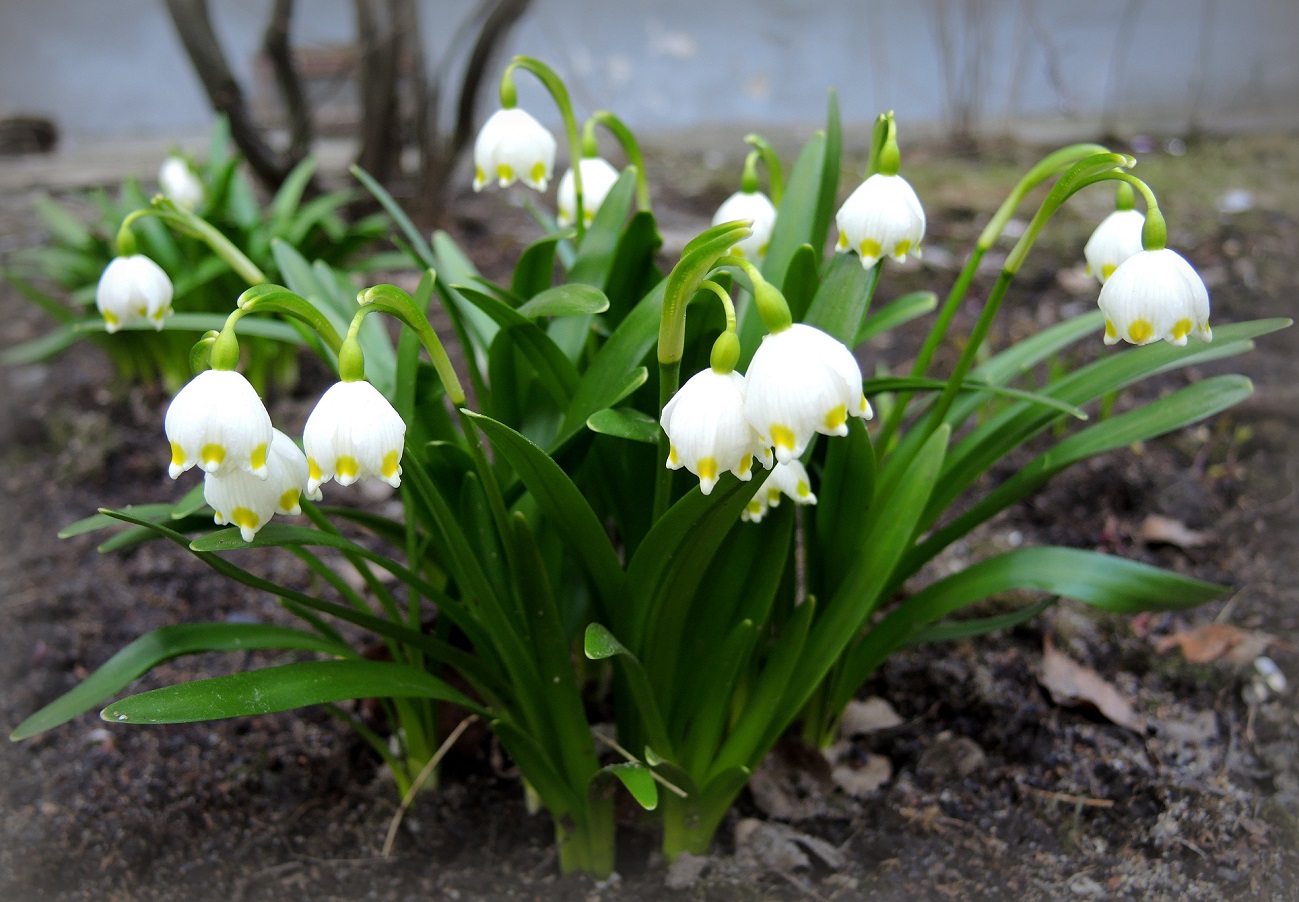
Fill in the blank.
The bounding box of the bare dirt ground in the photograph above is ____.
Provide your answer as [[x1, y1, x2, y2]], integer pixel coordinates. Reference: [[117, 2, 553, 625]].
[[1, 132, 1297, 901]]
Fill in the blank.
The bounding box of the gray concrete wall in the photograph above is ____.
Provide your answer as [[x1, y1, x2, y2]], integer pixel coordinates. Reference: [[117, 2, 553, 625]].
[[2, 0, 1297, 149]]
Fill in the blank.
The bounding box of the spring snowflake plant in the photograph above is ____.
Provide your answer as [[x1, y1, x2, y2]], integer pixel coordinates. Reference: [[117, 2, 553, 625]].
[[11, 57, 1287, 877]]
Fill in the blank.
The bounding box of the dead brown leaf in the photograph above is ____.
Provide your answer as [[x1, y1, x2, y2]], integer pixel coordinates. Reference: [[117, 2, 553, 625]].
[[1037, 636, 1146, 733], [1139, 514, 1210, 549], [1156, 622, 1275, 665], [838, 697, 905, 736]]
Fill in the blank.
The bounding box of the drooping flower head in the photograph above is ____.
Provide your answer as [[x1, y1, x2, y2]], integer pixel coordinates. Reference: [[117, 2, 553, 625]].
[[557, 156, 621, 227], [158, 155, 205, 210], [1097, 248, 1211, 347], [1084, 209, 1145, 283], [834, 172, 926, 270], [472, 107, 557, 192], [204, 429, 309, 541], [744, 324, 872, 464], [712, 190, 778, 260], [661, 367, 772, 495], [96, 255, 174, 333], [303, 379, 406, 496], [165, 369, 274, 480], [742, 459, 817, 523]]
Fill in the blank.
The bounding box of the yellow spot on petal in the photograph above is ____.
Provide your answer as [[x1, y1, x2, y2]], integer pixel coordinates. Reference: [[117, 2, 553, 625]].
[[767, 488, 781, 504], [474, 165, 485, 185], [1128, 318, 1154, 344], [250, 442, 267, 471], [1101, 263, 1117, 280], [737, 456, 752, 477], [796, 480, 811, 498], [1104, 320, 1117, 340], [893, 239, 912, 257], [497, 163, 514, 182], [836, 231, 849, 249], [823, 404, 848, 431], [746, 500, 763, 515], [530, 161, 546, 184], [859, 238, 882, 260], [279, 489, 300, 512], [308, 458, 322, 482], [1171, 318, 1192, 341], [697, 457, 718, 483], [668, 445, 679, 466], [230, 507, 260, 533], [103, 310, 119, 327], [757, 242, 769, 257], [771, 424, 796, 453], [133, 304, 147, 317], [201, 443, 225, 467], [336, 456, 359, 480], [381, 449, 400, 479], [170, 441, 186, 467]]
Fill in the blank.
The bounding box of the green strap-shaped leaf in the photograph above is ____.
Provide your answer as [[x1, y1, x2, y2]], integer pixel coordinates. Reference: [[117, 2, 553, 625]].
[[781, 244, 821, 323], [516, 284, 610, 319], [101, 659, 483, 725], [679, 619, 759, 776], [270, 155, 319, 237], [856, 291, 939, 345], [586, 407, 659, 445], [840, 547, 1230, 702], [802, 251, 880, 346], [904, 597, 1057, 647], [454, 284, 580, 406], [465, 412, 625, 611], [584, 623, 674, 757], [11, 624, 352, 740], [863, 375, 1088, 419], [813, 416, 877, 600], [512, 234, 563, 299], [600, 762, 659, 811], [602, 210, 663, 326], [568, 169, 639, 288]]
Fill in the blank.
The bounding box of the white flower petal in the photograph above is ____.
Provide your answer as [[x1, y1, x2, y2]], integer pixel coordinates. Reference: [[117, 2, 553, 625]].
[[661, 368, 770, 495], [303, 381, 406, 495], [158, 156, 206, 210], [165, 369, 273, 479], [744, 324, 871, 464], [1098, 248, 1212, 347], [96, 255, 174, 333], [712, 190, 778, 260], [472, 108, 557, 193], [834, 173, 926, 269], [202, 429, 309, 541], [557, 157, 622, 227], [1084, 209, 1145, 283]]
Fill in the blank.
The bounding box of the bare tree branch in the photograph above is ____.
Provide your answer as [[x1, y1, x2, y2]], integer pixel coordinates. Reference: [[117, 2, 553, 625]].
[[353, 0, 403, 184], [262, 0, 314, 165]]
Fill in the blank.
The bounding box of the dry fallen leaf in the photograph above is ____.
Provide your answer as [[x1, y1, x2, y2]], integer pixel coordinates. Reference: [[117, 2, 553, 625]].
[[1156, 622, 1275, 665], [1038, 637, 1146, 733], [1139, 514, 1210, 549], [838, 697, 905, 736], [830, 754, 892, 798]]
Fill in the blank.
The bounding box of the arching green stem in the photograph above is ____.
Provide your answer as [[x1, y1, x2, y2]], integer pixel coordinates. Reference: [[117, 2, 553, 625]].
[[743, 133, 783, 205], [359, 283, 465, 405], [588, 110, 652, 213], [236, 284, 344, 356], [505, 56, 586, 241], [118, 200, 267, 286]]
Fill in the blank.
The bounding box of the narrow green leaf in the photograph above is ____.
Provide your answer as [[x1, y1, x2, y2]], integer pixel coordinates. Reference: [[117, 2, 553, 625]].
[[270, 156, 318, 236], [568, 169, 638, 287], [511, 234, 562, 298], [781, 244, 821, 322], [34, 195, 93, 248], [350, 164, 436, 267], [101, 659, 482, 725], [602, 762, 659, 810], [586, 407, 659, 445], [803, 251, 880, 346], [11, 624, 351, 740], [581, 623, 674, 756], [0, 326, 81, 365], [857, 291, 938, 345], [516, 284, 610, 319], [584, 622, 628, 660], [864, 375, 1088, 419], [905, 597, 1057, 646], [454, 284, 580, 406]]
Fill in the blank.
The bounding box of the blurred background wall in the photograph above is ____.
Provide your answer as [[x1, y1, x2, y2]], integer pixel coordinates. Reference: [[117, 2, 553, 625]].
[[1, 0, 1297, 151]]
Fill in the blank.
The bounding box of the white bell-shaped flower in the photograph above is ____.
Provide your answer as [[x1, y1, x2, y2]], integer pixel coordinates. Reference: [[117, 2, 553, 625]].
[[661, 368, 772, 495], [472, 108, 557, 192], [712, 190, 778, 260], [303, 380, 406, 496], [165, 369, 273, 479], [96, 255, 174, 333], [1098, 248, 1212, 347], [741, 460, 817, 523], [158, 156, 205, 210], [1084, 209, 1145, 283], [744, 324, 872, 464], [557, 157, 621, 227], [203, 429, 309, 542], [834, 173, 926, 269]]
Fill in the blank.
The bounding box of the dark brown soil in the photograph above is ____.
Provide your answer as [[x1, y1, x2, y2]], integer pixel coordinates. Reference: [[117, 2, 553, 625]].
[[2, 134, 1298, 901]]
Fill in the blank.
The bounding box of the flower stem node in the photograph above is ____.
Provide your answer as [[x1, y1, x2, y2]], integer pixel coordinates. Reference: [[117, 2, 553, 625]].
[[1097, 248, 1212, 347], [204, 429, 310, 542], [165, 370, 274, 480], [558, 157, 620, 228], [1084, 209, 1145, 283], [303, 380, 407, 497], [744, 324, 872, 464], [660, 369, 772, 495], [158, 155, 206, 211], [834, 173, 926, 269], [741, 460, 817, 523], [473, 108, 558, 192], [96, 255, 174, 333], [712, 191, 777, 260]]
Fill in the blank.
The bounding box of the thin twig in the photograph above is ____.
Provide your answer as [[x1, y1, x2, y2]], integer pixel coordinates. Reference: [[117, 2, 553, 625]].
[[381, 714, 479, 857], [592, 730, 688, 798], [1021, 784, 1115, 808]]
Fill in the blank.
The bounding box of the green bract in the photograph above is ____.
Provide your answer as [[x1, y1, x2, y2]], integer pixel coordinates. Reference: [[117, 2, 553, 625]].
[[11, 58, 1283, 881]]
